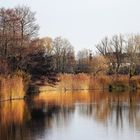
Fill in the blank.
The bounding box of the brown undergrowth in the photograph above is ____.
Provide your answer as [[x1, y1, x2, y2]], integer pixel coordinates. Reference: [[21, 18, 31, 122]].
[[45, 74, 140, 91]]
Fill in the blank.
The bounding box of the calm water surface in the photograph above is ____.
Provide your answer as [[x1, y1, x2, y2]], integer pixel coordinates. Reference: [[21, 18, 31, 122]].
[[1, 90, 140, 140]]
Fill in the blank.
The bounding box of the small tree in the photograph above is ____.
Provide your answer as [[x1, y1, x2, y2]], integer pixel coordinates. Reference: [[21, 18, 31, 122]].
[[89, 55, 108, 76]]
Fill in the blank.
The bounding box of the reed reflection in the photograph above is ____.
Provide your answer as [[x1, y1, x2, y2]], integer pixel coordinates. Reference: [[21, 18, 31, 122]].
[[0, 90, 140, 140], [33, 90, 140, 130]]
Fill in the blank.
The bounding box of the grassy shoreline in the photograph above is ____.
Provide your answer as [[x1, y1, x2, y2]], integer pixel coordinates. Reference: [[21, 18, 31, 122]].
[[0, 73, 140, 101], [38, 74, 140, 92]]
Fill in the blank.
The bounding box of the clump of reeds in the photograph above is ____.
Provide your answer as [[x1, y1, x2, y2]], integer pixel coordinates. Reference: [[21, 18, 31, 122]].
[[0, 74, 25, 100], [58, 73, 90, 90], [57, 74, 140, 91]]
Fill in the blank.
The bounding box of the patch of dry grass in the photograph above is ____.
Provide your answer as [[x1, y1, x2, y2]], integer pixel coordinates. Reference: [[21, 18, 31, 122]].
[[51, 74, 140, 90], [0, 75, 25, 100]]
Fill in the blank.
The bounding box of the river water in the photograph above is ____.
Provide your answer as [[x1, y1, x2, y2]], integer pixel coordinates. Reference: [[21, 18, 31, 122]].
[[0, 90, 140, 140]]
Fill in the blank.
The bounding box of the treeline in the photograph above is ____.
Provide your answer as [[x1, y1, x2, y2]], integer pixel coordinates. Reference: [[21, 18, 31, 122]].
[[0, 5, 39, 74], [96, 34, 140, 78], [0, 5, 140, 81], [41, 34, 140, 79]]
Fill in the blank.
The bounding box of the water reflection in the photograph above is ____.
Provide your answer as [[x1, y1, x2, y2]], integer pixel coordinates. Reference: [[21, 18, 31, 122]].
[[1, 91, 140, 140]]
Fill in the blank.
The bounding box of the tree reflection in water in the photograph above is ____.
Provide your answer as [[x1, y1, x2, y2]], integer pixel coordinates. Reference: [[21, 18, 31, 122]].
[[0, 91, 140, 140]]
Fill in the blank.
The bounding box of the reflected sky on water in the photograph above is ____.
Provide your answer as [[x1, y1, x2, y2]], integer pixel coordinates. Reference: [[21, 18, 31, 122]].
[[1, 90, 140, 140]]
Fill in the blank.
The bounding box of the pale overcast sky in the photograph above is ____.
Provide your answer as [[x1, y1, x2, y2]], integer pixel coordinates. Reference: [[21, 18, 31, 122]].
[[1, 0, 140, 51]]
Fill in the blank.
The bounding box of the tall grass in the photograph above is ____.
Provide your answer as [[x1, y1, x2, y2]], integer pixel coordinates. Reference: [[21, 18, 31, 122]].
[[55, 73, 112, 90], [48, 73, 140, 91], [0, 75, 25, 100]]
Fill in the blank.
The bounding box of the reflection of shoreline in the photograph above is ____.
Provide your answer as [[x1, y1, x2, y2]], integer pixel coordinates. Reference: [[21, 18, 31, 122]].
[[0, 97, 75, 140], [33, 90, 140, 106], [33, 91, 140, 130], [0, 97, 25, 102], [0, 100, 27, 125], [1, 91, 140, 140]]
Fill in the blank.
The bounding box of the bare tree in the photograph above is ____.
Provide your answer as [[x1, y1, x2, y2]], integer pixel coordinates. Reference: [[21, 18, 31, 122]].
[[52, 37, 75, 73], [96, 37, 109, 56], [110, 35, 125, 74], [125, 34, 140, 78], [15, 6, 39, 40], [96, 34, 125, 75]]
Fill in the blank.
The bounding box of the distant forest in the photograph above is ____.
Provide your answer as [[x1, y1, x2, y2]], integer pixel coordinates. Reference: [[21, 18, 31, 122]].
[[0, 5, 140, 80]]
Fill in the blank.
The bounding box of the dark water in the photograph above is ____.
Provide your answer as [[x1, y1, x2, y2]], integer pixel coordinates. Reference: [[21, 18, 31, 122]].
[[1, 90, 140, 140]]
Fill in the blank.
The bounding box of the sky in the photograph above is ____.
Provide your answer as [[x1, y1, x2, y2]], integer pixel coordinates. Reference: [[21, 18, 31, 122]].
[[0, 0, 140, 52]]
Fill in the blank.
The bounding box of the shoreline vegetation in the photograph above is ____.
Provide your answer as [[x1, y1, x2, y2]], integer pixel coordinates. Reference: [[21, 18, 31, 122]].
[[1, 73, 140, 102], [0, 5, 140, 101], [38, 74, 140, 92], [0, 74, 25, 102]]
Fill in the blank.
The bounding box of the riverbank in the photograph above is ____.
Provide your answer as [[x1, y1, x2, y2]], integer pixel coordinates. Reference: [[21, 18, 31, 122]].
[[39, 74, 140, 92], [1, 73, 140, 101]]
